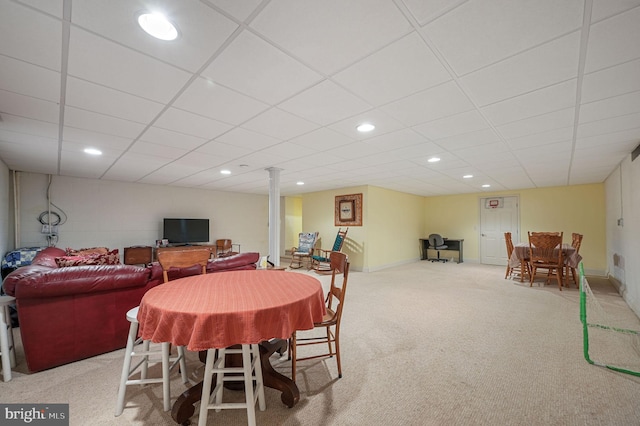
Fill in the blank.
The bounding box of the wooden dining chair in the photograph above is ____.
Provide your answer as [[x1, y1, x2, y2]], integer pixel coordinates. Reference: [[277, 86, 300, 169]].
[[565, 233, 583, 287], [504, 232, 530, 281], [290, 251, 349, 382], [528, 231, 564, 290], [157, 248, 210, 283]]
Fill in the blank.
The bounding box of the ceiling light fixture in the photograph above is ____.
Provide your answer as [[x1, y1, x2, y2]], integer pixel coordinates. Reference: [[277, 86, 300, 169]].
[[296, 181, 304, 186], [482, 184, 491, 188], [220, 170, 231, 175], [427, 157, 441, 163], [463, 174, 473, 179], [84, 148, 102, 156], [137, 12, 178, 41], [356, 123, 375, 132]]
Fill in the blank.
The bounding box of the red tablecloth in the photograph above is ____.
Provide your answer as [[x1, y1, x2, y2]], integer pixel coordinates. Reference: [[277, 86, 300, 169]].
[[137, 270, 326, 351]]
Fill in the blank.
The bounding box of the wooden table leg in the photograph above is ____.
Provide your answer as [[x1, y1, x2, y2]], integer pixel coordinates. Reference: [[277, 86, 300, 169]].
[[520, 259, 526, 282], [170, 339, 296, 425]]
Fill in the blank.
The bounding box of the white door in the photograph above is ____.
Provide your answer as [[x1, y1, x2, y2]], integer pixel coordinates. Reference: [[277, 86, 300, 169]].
[[480, 196, 520, 265]]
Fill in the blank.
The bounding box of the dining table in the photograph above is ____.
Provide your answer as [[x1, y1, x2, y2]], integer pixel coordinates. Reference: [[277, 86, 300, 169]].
[[137, 269, 326, 425], [508, 242, 582, 284]]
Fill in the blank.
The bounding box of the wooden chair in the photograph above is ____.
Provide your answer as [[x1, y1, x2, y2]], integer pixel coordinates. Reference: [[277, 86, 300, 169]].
[[565, 233, 583, 287], [157, 248, 210, 283], [528, 232, 564, 290], [216, 239, 239, 257], [290, 251, 349, 382], [504, 232, 530, 281], [289, 232, 318, 269], [311, 228, 348, 272]]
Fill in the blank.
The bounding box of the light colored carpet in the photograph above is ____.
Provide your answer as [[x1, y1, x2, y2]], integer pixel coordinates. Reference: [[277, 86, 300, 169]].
[[3, 261, 640, 425]]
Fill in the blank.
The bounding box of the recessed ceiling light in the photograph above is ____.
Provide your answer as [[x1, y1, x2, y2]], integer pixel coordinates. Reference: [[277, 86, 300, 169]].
[[220, 170, 231, 175], [482, 184, 491, 188], [84, 148, 102, 156], [463, 174, 473, 179], [356, 123, 375, 132], [427, 157, 441, 163], [296, 181, 304, 186], [137, 12, 178, 41]]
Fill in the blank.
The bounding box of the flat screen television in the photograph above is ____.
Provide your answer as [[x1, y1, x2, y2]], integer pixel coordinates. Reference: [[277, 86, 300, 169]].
[[163, 218, 210, 244]]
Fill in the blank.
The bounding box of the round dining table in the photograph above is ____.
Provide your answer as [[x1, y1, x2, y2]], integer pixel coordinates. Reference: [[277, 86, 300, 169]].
[[137, 269, 326, 424]]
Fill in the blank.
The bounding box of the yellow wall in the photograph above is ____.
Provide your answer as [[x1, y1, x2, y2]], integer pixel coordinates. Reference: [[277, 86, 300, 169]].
[[301, 185, 425, 271], [284, 196, 302, 252], [294, 183, 606, 273], [424, 184, 606, 272]]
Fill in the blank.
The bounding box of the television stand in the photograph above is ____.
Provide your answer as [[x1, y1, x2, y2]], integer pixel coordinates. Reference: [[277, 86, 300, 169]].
[[155, 244, 218, 260]]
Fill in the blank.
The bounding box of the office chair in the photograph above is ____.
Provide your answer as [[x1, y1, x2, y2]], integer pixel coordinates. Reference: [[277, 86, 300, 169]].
[[428, 234, 448, 263]]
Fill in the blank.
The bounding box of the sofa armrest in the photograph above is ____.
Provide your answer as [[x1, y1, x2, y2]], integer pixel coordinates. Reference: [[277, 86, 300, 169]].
[[7, 264, 152, 299]]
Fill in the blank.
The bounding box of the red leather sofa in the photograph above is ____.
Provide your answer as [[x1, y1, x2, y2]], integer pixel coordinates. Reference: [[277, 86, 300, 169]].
[[3, 247, 259, 372]]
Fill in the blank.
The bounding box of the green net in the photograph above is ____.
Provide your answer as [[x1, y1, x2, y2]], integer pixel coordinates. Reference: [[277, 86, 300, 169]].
[[579, 263, 640, 376]]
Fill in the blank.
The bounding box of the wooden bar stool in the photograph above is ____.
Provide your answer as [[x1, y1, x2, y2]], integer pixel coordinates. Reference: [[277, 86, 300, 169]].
[[114, 306, 188, 416], [198, 344, 265, 426], [0, 295, 17, 382]]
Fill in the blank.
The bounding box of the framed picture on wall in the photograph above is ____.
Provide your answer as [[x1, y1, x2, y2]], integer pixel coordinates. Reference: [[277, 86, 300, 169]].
[[335, 193, 362, 226]]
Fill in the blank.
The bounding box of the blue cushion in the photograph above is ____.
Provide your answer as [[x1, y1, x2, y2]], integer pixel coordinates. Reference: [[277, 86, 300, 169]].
[[332, 235, 344, 251]]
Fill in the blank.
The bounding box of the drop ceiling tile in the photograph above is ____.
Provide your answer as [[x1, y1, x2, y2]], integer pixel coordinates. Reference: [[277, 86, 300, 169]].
[[206, 0, 264, 21], [402, 0, 469, 25], [0, 91, 59, 124], [332, 32, 451, 105], [585, 7, 640, 73], [202, 30, 323, 105], [288, 128, 355, 151], [174, 77, 269, 125], [383, 81, 475, 126], [128, 141, 189, 160], [413, 110, 490, 140], [65, 77, 165, 124], [196, 141, 252, 159], [72, 0, 239, 73], [0, 56, 60, 101], [581, 58, 640, 103], [506, 128, 573, 150], [0, 2, 62, 69], [68, 27, 192, 103], [577, 112, 640, 138], [139, 126, 207, 150], [452, 141, 515, 163], [60, 150, 116, 178], [241, 108, 320, 141], [481, 79, 577, 126], [591, 0, 640, 22], [435, 128, 502, 151], [251, 0, 412, 75], [0, 131, 58, 151], [576, 128, 640, 148], [154, 108, 233, 140], [423, 0, 584, 75], [62, 127, 133, 151], [459, 32, 580, 106], [278, 80, 372, 126], [214, 127, 281, 150], [64, 107, 145, 139], [496, 108, 575, 139], [580, 90, 640, 123]]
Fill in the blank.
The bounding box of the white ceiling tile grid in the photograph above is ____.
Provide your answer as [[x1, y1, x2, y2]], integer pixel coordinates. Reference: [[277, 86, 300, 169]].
[[0, 0, 638, 196]]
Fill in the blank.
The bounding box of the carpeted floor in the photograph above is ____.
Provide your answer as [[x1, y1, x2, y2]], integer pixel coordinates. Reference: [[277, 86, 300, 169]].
[[3, 260, 640, 425]]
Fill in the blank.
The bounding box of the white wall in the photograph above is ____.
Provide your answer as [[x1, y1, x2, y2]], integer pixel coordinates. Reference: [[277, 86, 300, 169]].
[[0, 163, 12, 261], [605, 153, 640, 316], [16, 172, 270, 257]]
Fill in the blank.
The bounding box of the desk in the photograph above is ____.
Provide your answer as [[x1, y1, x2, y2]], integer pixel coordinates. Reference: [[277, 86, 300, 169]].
[[137, 270, 326, 424], [419, 238, 464, 263], [509, 243, 582, 283]]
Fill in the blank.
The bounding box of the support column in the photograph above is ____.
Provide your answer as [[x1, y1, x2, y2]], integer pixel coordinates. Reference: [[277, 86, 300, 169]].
[[266, 167, 282, 266]]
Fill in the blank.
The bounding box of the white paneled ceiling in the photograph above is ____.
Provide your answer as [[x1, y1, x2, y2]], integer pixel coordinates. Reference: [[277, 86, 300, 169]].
[[1, 0, 639, 196]]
